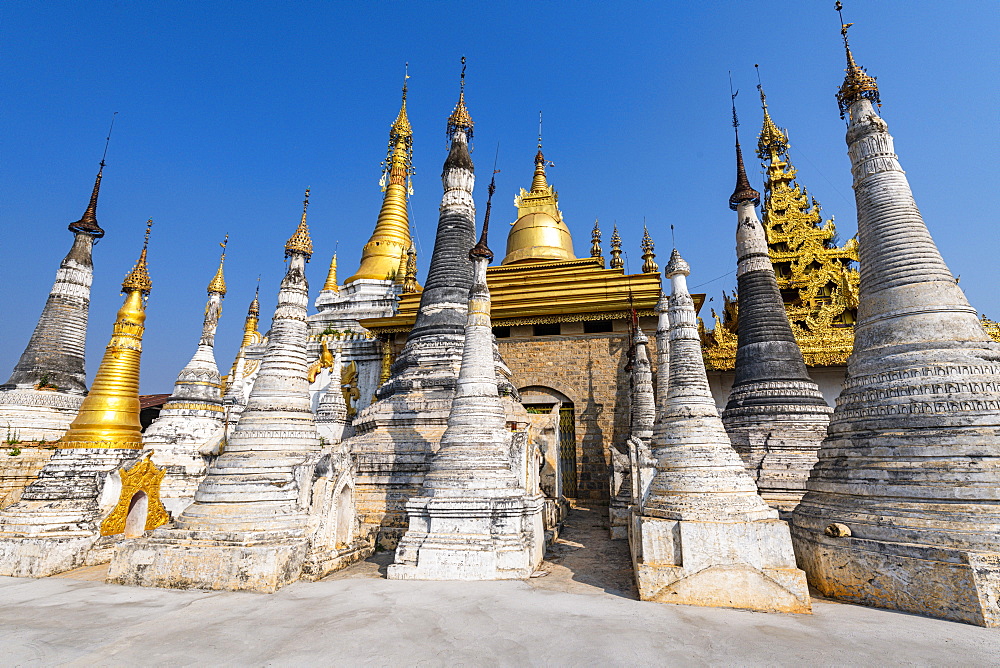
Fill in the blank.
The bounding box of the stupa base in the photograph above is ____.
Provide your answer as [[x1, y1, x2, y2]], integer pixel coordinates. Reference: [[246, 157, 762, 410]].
[[631, 514, 811, 613], [791, 524, 999, 627], [387, 495, 545, 581]]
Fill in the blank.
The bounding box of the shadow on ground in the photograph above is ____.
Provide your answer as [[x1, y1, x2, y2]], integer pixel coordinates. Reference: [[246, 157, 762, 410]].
[[327, 504, 637, 599]]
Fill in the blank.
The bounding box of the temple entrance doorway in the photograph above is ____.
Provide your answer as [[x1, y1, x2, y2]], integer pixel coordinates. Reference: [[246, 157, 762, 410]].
[[522, 386, 577, 499]]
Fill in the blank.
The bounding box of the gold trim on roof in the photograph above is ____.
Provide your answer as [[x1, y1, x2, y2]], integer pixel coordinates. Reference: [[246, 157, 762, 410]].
[[207, 235, 228, 295], [834, 5, 880, 118], [285, 188, 313, 258], [121, 219, 153, 295]]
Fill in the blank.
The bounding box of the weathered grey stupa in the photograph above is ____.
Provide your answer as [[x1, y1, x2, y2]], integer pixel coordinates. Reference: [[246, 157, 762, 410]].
[[347, 67, 479, 546], [0, 162, 107, 442], [140, 240, 229, 517], [610, 326, 656, 539], [388, 173, 545, 580], [110, 191, 370, 593], [720, 103, 832, 514], [630, 249, 811, 613], [0, 222, 166, 577], [790, 15, 1000, 627]]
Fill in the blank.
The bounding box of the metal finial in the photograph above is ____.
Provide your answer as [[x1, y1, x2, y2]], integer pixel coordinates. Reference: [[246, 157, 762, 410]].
[[470, 144, 499, 261], [460, 56, 466, 91], [537, 111, 543, 151], [220, 233, 228, 255], [101, 111, 118, 167], [729, 71, 739, 133], [143, 218, 153, 248], [402, 62, 409, 99], [755, 64, 767, 108]]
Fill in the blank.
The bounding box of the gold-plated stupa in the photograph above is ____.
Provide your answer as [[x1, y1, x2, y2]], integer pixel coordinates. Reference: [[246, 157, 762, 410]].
[[344, 71, 414, 283], [501, 128, 576, 265], [58, 220, 153, 448]]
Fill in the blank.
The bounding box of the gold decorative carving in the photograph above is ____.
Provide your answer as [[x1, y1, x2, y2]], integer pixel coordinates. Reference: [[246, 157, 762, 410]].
[[342, 361, 360, 418], [99, 454, 169, 536], [982, 316, 1000, 344], [701, 88, 860, 371]]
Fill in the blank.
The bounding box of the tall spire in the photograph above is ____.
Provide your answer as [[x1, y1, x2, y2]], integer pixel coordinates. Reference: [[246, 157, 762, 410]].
[[346, 67, 414, 283], [284, 188, 313, 259], [207, 235, 228, 295], [68, 114, 115, 239], [388, 159, 545, 581], [728, 86, 760, 211], [58, 220, 153, 448], [789, 8, 1000, 627], [530, 112, 549, 193], [721, 102, 831, 512], [633, 248, 811, 612]]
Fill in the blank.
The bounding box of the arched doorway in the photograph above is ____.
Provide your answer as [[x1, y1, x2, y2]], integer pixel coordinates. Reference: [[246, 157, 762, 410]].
[[521, 385, 577, 499], [124, 491, 148, 538]]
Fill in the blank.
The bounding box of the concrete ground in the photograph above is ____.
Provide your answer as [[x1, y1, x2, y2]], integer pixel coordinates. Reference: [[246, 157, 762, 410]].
[[1, 506, 997, 666]]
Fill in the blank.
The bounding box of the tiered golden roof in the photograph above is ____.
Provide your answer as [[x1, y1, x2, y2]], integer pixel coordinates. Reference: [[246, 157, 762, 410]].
[[345, 71, 414, 283], [59, 222, 154, 448], [590, 219, 603, 262], [207, 235, 228, 295], [609, 225, 623, 269], [834, 7, 880, 118], [701, 84, 860, 370], [285, 188, 313, 258]]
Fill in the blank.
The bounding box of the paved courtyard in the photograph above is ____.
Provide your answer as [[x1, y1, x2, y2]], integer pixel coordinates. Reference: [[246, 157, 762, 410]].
[[1, 507, 997, 666]]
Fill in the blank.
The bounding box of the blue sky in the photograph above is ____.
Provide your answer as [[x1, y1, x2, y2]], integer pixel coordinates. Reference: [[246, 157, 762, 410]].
[[1, 1, 997, 393]]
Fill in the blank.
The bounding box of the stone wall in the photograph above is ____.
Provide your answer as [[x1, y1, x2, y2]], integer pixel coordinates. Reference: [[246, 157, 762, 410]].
[[498, 318, 655, 501], [0, 446, 57, 509]]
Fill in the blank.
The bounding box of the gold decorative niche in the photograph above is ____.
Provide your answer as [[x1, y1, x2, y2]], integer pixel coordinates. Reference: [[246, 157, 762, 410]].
[[99, 454, 169, 536]]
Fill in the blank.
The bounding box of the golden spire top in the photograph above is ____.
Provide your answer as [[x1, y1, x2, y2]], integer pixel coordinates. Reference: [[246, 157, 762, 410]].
[[447, 56, 474, 142], [590, 219, 603, 259], [834, 2, 880, 119], [609, 224, 624, 269], [390, 63, 413, 139], [121, 219, 153, 295], [322, 251, 339, 293], [348, 72, 414, 284], [284, 188, 313, 259], [207, 234, 228, 295], [530, 111, 549, 193], [755, 68, 789, 159], [641, 225, 659, 274], [248, 280, 260, 318]]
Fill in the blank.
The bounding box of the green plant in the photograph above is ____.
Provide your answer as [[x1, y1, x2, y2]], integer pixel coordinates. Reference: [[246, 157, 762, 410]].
[[7, 447, 20, 457], [4, 423, 19, 447]]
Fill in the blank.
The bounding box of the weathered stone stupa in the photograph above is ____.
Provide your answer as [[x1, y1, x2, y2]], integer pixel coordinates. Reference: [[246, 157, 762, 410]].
[[790, 16, 1000, 627], [0, 221, 168, 577], [0, 162, 107, 442], [347, 65, 479, 545], [609, 326, 656, 539], [388, 172, 545, 580], [140, 239, 229, 517], [110, 191, 369, 592], [720, 104, 832, 514], [630, 249, 811, 613]]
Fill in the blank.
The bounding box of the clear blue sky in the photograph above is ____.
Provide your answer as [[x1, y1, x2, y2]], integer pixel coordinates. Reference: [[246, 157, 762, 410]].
[[2, 1, 997, 393]]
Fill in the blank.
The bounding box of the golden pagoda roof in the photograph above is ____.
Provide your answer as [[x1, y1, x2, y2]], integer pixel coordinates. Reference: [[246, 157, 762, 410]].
[[501, 137, 575, 266], [363, 257, 703, 333], [446, 57, 473, 141]]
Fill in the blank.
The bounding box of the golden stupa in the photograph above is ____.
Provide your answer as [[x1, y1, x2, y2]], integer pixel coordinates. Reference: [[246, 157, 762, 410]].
[[58, 220, 153, 448], [502, 130, 575, 265], [344, 71, 414, 284]]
